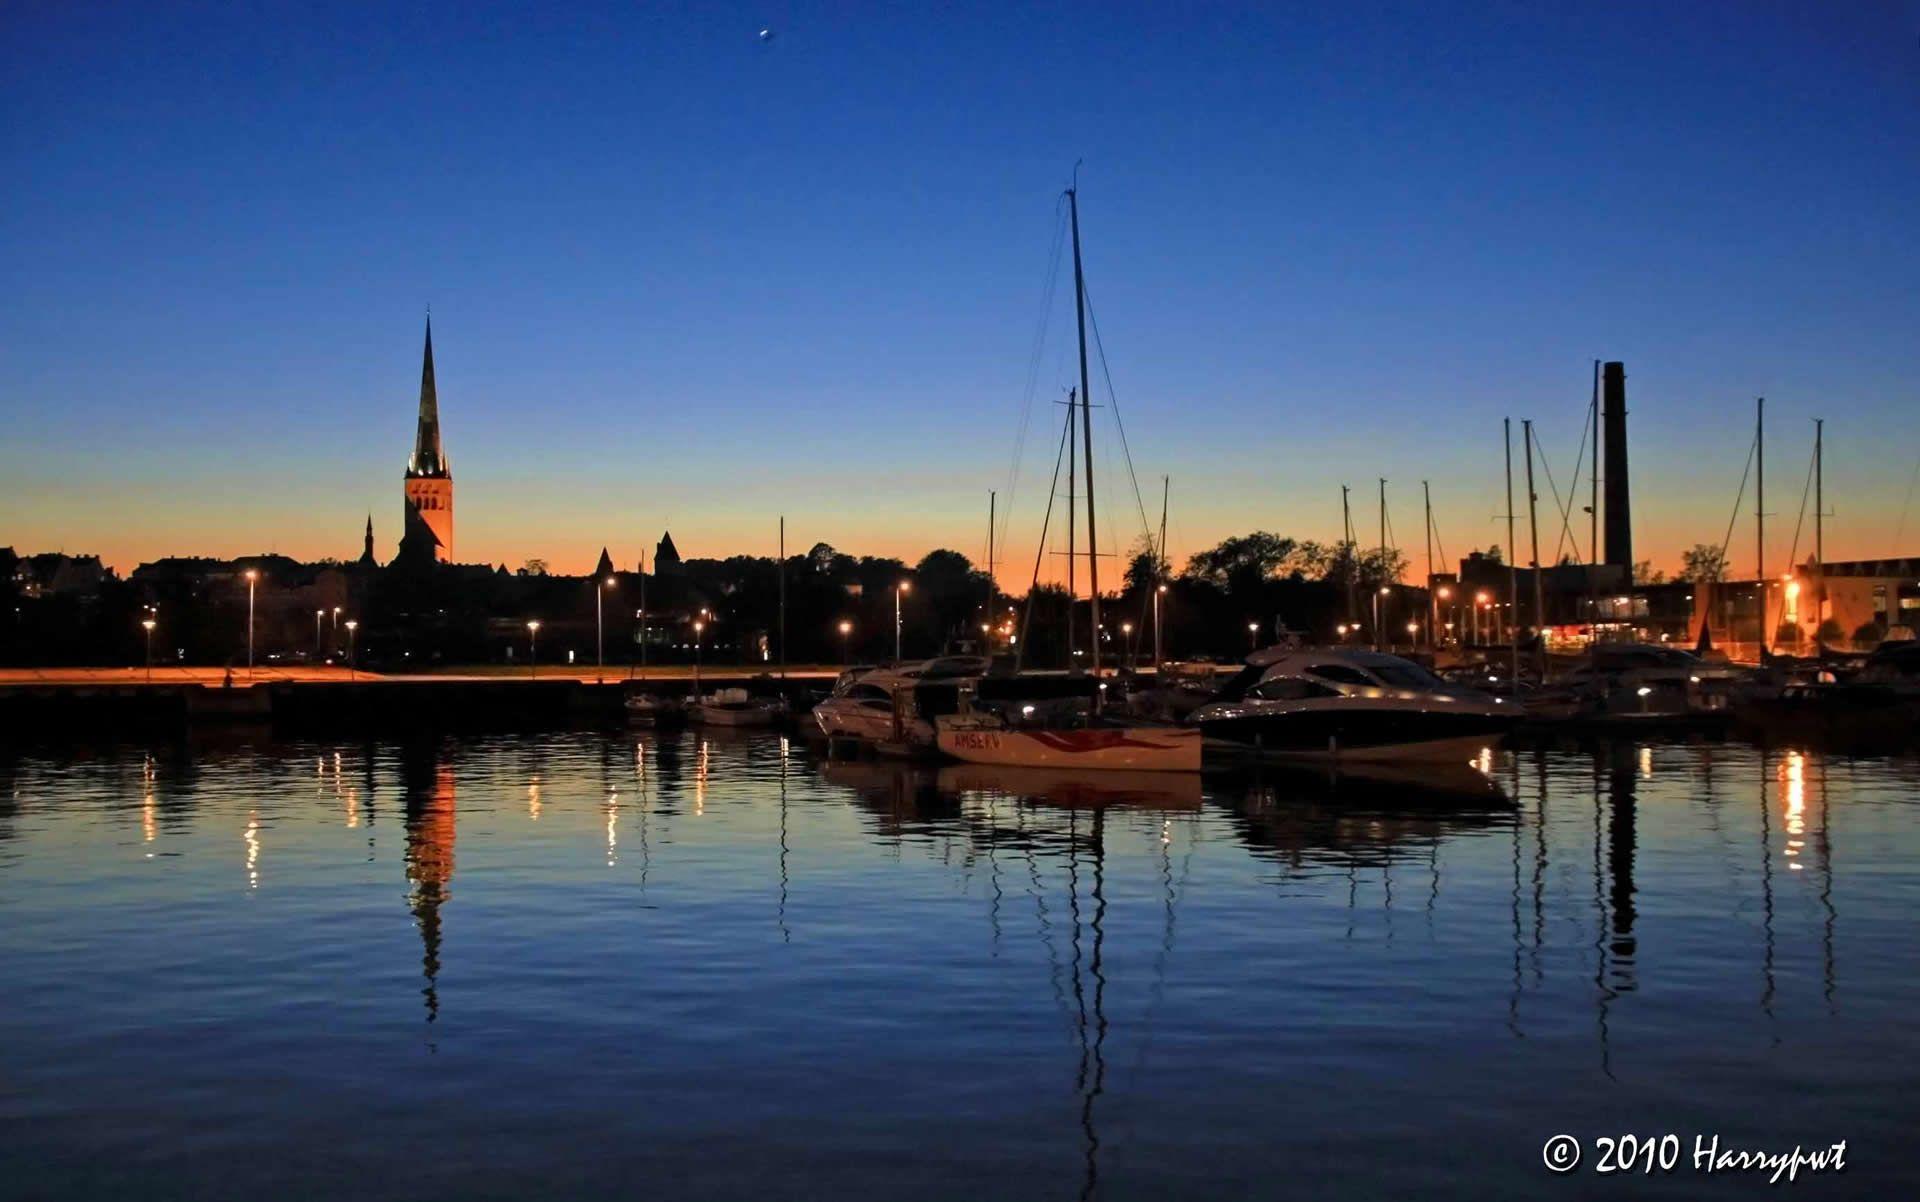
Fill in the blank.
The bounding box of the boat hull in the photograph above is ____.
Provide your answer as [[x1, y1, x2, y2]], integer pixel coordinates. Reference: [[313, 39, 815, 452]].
[[694, 704, 782, 727], [936, 724, 1201, 772], [1199, 706, 1512, 763]]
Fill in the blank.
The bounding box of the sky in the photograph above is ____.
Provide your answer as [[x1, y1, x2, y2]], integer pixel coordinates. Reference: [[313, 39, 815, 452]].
[[3, 1, 1918, 583]]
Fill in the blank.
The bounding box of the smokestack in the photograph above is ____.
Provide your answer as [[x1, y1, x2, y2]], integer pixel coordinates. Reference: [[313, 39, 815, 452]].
[[1602, 361, 1631, 569]]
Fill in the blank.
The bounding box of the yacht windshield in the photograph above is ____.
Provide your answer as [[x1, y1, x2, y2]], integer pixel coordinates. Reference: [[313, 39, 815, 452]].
[[1371, 663, 1444, 690]]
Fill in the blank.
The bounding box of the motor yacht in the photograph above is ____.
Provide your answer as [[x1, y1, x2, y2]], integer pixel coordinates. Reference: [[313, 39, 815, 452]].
[[1188, 647, 1514, 763], [810, 655, 990, 749]]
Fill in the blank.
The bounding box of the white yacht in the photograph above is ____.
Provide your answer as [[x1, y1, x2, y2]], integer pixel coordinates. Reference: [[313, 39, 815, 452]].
[[1188, 647, 1514, 763], [810, 655, 990, 748]]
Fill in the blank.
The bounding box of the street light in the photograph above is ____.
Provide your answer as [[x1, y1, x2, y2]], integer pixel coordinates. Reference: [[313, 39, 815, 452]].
[[1121, 621, 1134, 670], [344, 620, 358, 680], [597, 576, 615, 682], [838, 619, 852, 664], [1247, 621, 1260, 652], [244, 569, 259, 677], [692, 619, 705, 690], [895, 580, 911, 662], [527, 620, 540, 680], [314, 609, 325, 661], [141, 618, 156, 683]]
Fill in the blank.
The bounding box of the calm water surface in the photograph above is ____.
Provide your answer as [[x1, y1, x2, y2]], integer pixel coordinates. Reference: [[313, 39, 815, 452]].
[[3, 732, 1916, 1200]]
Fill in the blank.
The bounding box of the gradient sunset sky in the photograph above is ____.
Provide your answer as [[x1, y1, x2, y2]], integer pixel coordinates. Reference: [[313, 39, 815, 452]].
[[4, 2, 1917, 582]]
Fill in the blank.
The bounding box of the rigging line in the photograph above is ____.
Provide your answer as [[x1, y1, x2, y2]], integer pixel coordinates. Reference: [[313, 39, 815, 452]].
[[1001, 202, 1070, 559], [1078, 278, 1158, 547], [1528, 427, 1581, 565], [1786, 440, 1818, 571], [1717, 431, 1758, 569], [1562, 394, 1595, 562]]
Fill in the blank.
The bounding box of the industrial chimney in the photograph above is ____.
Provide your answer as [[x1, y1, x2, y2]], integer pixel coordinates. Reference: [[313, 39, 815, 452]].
[[1602, 361, 1632, 569]]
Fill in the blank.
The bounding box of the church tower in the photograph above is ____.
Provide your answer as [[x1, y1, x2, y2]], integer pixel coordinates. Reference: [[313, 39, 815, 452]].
[[402, 317, 454, 562]]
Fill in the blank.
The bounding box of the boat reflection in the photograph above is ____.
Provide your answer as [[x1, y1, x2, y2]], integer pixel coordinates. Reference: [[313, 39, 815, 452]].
[[1220, 760, 1514, 871], [937, 763, 1202, 811]]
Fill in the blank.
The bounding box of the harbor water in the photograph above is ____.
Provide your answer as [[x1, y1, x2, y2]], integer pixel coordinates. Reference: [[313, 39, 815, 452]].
[[2, 732, 1915, 1199]]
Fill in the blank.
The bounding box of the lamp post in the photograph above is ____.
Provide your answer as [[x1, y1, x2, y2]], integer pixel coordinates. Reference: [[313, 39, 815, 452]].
[[1121, 621, 1134, 671], [1405, 621, 1418, 650], [244, 569, 259, 677], [331, 606, 342, 648], [314, 609, 325, 662], [1435, 586, 1451, 649], [141, 618, 156, 683], [894, 580, 911, 662], [526, 620, 540, 680], [1373, 585, 1390, 652], [597, 576, 614, 683], [838, 619, 852, 664], [1247, 621, 1259, 653], [692, 619, 705, 690], [344, 620, 358, 680], [1475, 591, 1490, 646]]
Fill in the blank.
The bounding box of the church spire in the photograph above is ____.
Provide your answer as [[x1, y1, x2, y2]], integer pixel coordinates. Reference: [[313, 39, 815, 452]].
[[410, 316, 446, 477], [360, 514, 377, 565]]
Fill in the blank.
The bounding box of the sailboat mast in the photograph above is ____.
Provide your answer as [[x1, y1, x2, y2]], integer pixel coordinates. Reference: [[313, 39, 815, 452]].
[[1423, 480, 1435, 649], [1376, 478, 1387, 650], [1065, 387, 1077, 666], [1755, 397, 1765, 652], [986, 490, 996, 642], [1504, 418, 1520, 687], [1069, 186, 1101, 672], [1341, 485, 1357, 629], [1524, 420, 1545, 645], [777, 516, 786, 678], [1814, 417, 1825, 638], [1156, 475, 1169, 669]]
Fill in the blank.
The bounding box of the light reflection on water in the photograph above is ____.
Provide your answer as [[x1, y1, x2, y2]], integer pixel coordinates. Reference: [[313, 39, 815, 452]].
[[1, 732, 1917, 1200]]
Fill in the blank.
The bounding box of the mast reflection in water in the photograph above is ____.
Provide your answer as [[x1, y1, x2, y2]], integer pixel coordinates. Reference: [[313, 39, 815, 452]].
[[0, 732, 1913, 1200]]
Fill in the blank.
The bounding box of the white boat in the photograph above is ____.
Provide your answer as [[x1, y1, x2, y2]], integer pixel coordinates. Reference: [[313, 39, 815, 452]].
[[811, 655, 989, 748], [1189, 647, 1514, 763], [691, 687, 788, 727], [936, 712, 1201, 772], [624, 692, 684, 726]]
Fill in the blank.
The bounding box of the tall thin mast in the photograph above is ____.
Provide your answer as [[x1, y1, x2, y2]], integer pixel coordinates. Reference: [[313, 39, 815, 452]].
[[1423, 480, 1435, 648], [1814, 418, 1825, 641], [777, 516, 786, 678], [986, 490, 996, 640], [1524, 420, 1545, 643], [1065, 387, 1077, 665], [1155, 475, 1169, 669], [1068, 185, 1101, 672], [1590, 361, 1601, 564], [1377, 478, 1388, 650], [1341, 485, 1357, 628], [1588, 359, 1601, 642], [1755, 397, 1765, 652], [1504, 418, 1520, 686]]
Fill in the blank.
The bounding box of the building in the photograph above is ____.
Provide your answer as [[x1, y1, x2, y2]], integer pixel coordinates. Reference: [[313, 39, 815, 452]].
[[402, 318, 454, 562], [1692, 556, 1920, 656]]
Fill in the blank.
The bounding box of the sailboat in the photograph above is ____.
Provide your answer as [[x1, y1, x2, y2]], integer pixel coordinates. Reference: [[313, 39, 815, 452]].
[[934, 183, 1201, 774]]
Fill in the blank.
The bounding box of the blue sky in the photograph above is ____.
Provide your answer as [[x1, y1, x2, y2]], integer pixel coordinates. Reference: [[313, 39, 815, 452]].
[[3, 1, 1917, 579]]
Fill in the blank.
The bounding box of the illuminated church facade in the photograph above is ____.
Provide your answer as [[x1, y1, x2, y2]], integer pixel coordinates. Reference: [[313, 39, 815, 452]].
[[402, 318, 454, 562]]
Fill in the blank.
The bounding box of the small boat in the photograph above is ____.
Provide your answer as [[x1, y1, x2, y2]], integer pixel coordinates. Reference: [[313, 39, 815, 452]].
[[624, 692, 684, 727], [690, 687, 788, 727], [1189, 646, 1515, 763]]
